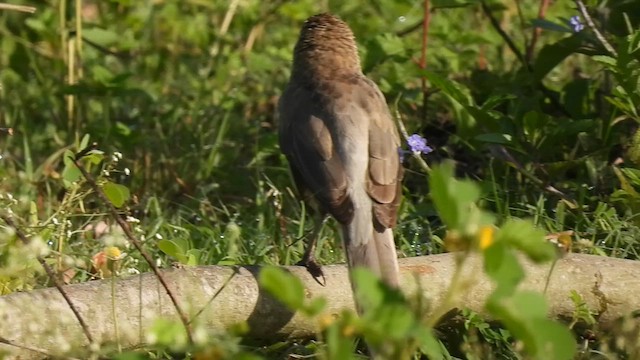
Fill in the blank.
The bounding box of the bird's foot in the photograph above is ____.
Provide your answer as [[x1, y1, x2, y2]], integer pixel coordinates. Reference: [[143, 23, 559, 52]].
[[296, 256, 326, 286]]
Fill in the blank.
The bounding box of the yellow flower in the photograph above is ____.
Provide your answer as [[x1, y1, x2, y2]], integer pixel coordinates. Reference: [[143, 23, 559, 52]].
[[478, 225, 495, 250], [104, 246, 122, 260], [92, 246, 125, 278]]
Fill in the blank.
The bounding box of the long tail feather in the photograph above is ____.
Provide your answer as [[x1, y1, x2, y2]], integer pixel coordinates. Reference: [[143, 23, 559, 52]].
[[342, 221, 400, 290]]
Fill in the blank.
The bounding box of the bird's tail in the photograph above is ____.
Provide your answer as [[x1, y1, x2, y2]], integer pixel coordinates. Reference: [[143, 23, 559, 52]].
[[342, 210, 400, 292]]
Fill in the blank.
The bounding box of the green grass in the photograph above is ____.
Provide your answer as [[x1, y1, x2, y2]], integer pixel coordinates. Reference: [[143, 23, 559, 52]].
[[1, 0, 640, 358]]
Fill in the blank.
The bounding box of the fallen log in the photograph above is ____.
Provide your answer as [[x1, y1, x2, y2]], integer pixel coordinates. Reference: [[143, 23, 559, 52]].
[[1, 253, 639, 359]]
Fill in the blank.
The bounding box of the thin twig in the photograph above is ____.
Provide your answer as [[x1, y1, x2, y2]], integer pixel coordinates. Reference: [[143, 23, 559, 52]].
[[396, 20, 422, 37], [0, 336, 80, 359], [189, 267, 240, 323], [0, 215, 94, 344], [480, 0, 527, 67], [526, 0, 551, 62], [0, 3, 36, 13], [395, 107, 432, 173], [575, 0, 618, 57], [69, 154, 194, 344]]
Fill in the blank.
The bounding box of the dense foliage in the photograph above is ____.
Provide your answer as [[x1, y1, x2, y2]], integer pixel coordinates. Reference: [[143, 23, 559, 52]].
[[0, 0, 639, 358]]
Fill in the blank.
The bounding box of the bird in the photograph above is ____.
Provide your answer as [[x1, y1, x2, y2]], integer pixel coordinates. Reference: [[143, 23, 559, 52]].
[[278, 13, 403, 293]]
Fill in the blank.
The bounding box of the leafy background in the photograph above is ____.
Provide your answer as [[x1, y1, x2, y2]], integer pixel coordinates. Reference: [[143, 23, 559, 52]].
[[0, 0, 639, 358]]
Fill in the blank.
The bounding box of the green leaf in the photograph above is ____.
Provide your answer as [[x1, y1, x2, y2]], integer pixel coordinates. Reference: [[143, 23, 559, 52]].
[[185, 250, 200, 266], [530, 19, 572, 33], [102, 181, 131, 208], [480, 94, 516, 111], [62, 161, 82, 186], [351, 267, 385, 310], [85, 151, 105, 165], [376, 33, 406, 57], [423, 70, 472, 106], [592, 55, 618, 68], [429, 162, 481, 230], [533, 36, 583, 80], [158, 240, 186, 263], [83, 27, 121, 47], [352, 268, 406, 314], [484, 242, 523, 298], [79, 134, 91, 151], [432, 0, 472, 8], [495, 219, 556, 263], [531, 319, 576, 360], [373, 303, 414, 339], [259, 266, 305, 310], [416, 327, 446, 359], [488, 292, 575, 359]]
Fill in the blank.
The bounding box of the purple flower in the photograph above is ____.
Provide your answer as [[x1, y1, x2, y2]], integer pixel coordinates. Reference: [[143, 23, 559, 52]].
[[569, 16, 584, 32], [407, 134, 433, 155]]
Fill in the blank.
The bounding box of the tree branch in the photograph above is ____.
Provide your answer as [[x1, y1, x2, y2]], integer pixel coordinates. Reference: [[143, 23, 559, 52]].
[[1, 253, 639, 359]]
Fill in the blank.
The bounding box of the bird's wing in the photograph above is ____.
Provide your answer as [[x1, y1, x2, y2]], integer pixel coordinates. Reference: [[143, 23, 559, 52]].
[[362, 79, 403, 230], [278, 85, 354, 223]]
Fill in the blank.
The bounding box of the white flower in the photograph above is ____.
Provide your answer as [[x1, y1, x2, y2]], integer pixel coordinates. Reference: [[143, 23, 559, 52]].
[[125, 216, 140, 224]]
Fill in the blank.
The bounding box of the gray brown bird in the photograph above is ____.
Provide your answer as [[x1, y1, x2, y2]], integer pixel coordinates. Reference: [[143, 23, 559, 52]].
[[278, 13, 403, 290]]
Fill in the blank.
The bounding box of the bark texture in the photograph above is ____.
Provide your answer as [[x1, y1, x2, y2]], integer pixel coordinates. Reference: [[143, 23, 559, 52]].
[[1, 253, 639, 359]]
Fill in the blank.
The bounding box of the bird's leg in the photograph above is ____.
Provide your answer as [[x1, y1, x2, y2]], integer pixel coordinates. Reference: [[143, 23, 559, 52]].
[[297, 213, 329, 286]]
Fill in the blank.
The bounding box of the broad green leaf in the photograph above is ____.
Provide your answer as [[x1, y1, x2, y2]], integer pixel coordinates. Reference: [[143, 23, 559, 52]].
[[63, 149, 75, 166], [429, 163, 459, 229], [432, 0, 472, 8], [628, 30, 640, 54], [423, 70, 471, 106], [592, 55, 618, 68], [157, 240, 185, 262], [530, 319, 576, 360], [374, 304, 414, 339], [325, 315, 358, 360], [530, 19, 572, 33], [534, 36, 583, 80], [480, 94, 516, 111], [430, 162, 481, 230], [484, 242, 523, 298], [86, 150, 105, 165], [79, 134, 91, 151], [486, 292, 541, 355], [376, 33, 406, 57], [352, 267, 385, 310], [102, 181, 131, 208], [496, 219, 556, 263], [259, 266, 304, 310], [83, 27, 121, 47], [62, 150, 82, 187], [186, 251, 199, 266], [489, 291, 575, 359], [352, 268, 406, 315], [416, 328, 446, 359]]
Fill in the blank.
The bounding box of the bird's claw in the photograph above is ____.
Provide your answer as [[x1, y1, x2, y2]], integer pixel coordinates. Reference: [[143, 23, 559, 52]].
[[296, 257, 326, 286]]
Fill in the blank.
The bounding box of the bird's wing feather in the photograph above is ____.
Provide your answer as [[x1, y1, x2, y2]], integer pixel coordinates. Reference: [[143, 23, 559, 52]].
[[278, 86, 353, 223], [361, 79, 403, 230]]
